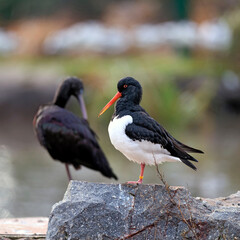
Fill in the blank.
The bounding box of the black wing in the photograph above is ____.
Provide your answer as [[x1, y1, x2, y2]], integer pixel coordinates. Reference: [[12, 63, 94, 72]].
[[35, 106, 117, 179], [125, 111, 203, 170]]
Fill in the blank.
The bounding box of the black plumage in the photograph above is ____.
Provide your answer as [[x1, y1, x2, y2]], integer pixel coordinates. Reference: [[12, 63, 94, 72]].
[[117, 77, 203, 170], [125, 112, 200, 170], [99, 77, 203, 183], [34, 77, 117, 180]]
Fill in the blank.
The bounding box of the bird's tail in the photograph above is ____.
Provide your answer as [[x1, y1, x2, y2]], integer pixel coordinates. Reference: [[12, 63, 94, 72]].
[[175, 140, 204, 154], [180, 159, 197, 171], [169, 139, 200, 170], [95, 150, 118, 180]]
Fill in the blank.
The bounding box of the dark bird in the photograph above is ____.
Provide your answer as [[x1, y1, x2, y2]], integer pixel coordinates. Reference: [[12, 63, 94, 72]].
[[99, 77, 203, 184], [33, 77, 117, 181]]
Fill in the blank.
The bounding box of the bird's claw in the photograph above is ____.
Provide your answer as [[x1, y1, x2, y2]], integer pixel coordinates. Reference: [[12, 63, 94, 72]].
[[126, 180, 143, 184]]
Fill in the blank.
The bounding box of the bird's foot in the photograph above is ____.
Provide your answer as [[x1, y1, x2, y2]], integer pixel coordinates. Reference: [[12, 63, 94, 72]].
[[126, 179, 143, 184], [127, 169, 144, 184]]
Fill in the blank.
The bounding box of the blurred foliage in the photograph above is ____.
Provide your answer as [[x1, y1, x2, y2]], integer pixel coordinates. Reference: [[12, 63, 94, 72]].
[[0, 0, 61, 21], [0, 0, 192, 24], [59, 55, 223, 133], [2, 54, 226, 132], [172, 0, 189, 20], [0, 0, 156, 22], [0, 0, 109, 22], [225, 7, 240, 64]]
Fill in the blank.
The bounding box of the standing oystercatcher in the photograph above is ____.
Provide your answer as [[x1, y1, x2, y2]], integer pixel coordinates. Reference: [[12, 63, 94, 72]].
[[99, 77, 203, 183], [33, 77, 117, 181]]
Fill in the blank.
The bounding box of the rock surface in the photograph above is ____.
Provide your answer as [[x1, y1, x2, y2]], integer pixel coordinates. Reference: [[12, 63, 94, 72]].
[[47, 181, 240, 240]]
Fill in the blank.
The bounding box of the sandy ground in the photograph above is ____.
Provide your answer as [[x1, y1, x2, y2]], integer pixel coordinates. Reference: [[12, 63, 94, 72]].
[[0, 217, 48, 237]]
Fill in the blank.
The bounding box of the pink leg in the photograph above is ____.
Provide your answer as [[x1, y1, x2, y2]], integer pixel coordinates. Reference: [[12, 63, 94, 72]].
[[127, 163, 145, 184], [65, 164, 72, 181]]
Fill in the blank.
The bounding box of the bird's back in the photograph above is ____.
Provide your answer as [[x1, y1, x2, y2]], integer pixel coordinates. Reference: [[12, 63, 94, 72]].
[[124, 106, 203, 170]]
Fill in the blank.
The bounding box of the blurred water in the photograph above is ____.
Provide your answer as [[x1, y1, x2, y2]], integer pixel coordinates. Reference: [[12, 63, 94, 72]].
[[0, 108, 239, 218]]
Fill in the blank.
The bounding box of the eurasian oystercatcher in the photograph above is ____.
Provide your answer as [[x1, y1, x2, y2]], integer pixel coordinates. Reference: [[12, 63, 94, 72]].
[[33, 77, 117, 181], [99, 77, 203, 183]]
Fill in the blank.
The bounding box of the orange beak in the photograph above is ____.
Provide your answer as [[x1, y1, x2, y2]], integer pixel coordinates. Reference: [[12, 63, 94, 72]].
[[98, 91, 122, 117]]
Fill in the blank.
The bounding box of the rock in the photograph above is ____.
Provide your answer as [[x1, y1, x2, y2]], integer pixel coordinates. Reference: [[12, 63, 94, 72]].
[[47, 181, 240, 240]]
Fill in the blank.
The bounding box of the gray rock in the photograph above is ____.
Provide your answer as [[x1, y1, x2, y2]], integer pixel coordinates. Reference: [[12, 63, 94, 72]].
[[47, 181, 240, 240]]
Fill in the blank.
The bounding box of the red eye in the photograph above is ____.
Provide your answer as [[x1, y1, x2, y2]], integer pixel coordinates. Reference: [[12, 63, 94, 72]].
[[123, 84, 128, 88]]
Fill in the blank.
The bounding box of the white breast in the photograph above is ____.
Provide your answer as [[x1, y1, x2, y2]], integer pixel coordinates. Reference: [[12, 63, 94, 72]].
[[108, 115, 181, 165]]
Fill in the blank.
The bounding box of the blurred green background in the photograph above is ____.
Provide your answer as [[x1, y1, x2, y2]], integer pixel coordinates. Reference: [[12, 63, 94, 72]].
[[0, 0, 240, 218]]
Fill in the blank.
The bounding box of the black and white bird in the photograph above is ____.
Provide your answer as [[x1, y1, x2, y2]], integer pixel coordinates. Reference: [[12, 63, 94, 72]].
[[34, 77, 117, 181], [99, 77, 203, 184]]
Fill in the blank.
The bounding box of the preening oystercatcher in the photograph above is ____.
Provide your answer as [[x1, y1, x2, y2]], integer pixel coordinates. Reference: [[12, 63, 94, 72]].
[[33, 77, 117, 181], [99, 77, 203, 183]]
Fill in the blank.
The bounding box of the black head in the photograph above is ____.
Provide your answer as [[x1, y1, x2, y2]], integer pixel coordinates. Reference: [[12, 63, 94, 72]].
[[117, 77, 142, 104], [53, 77, 88, 119], [53, 77, 84, 107], [98, 77, 143, 117]]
